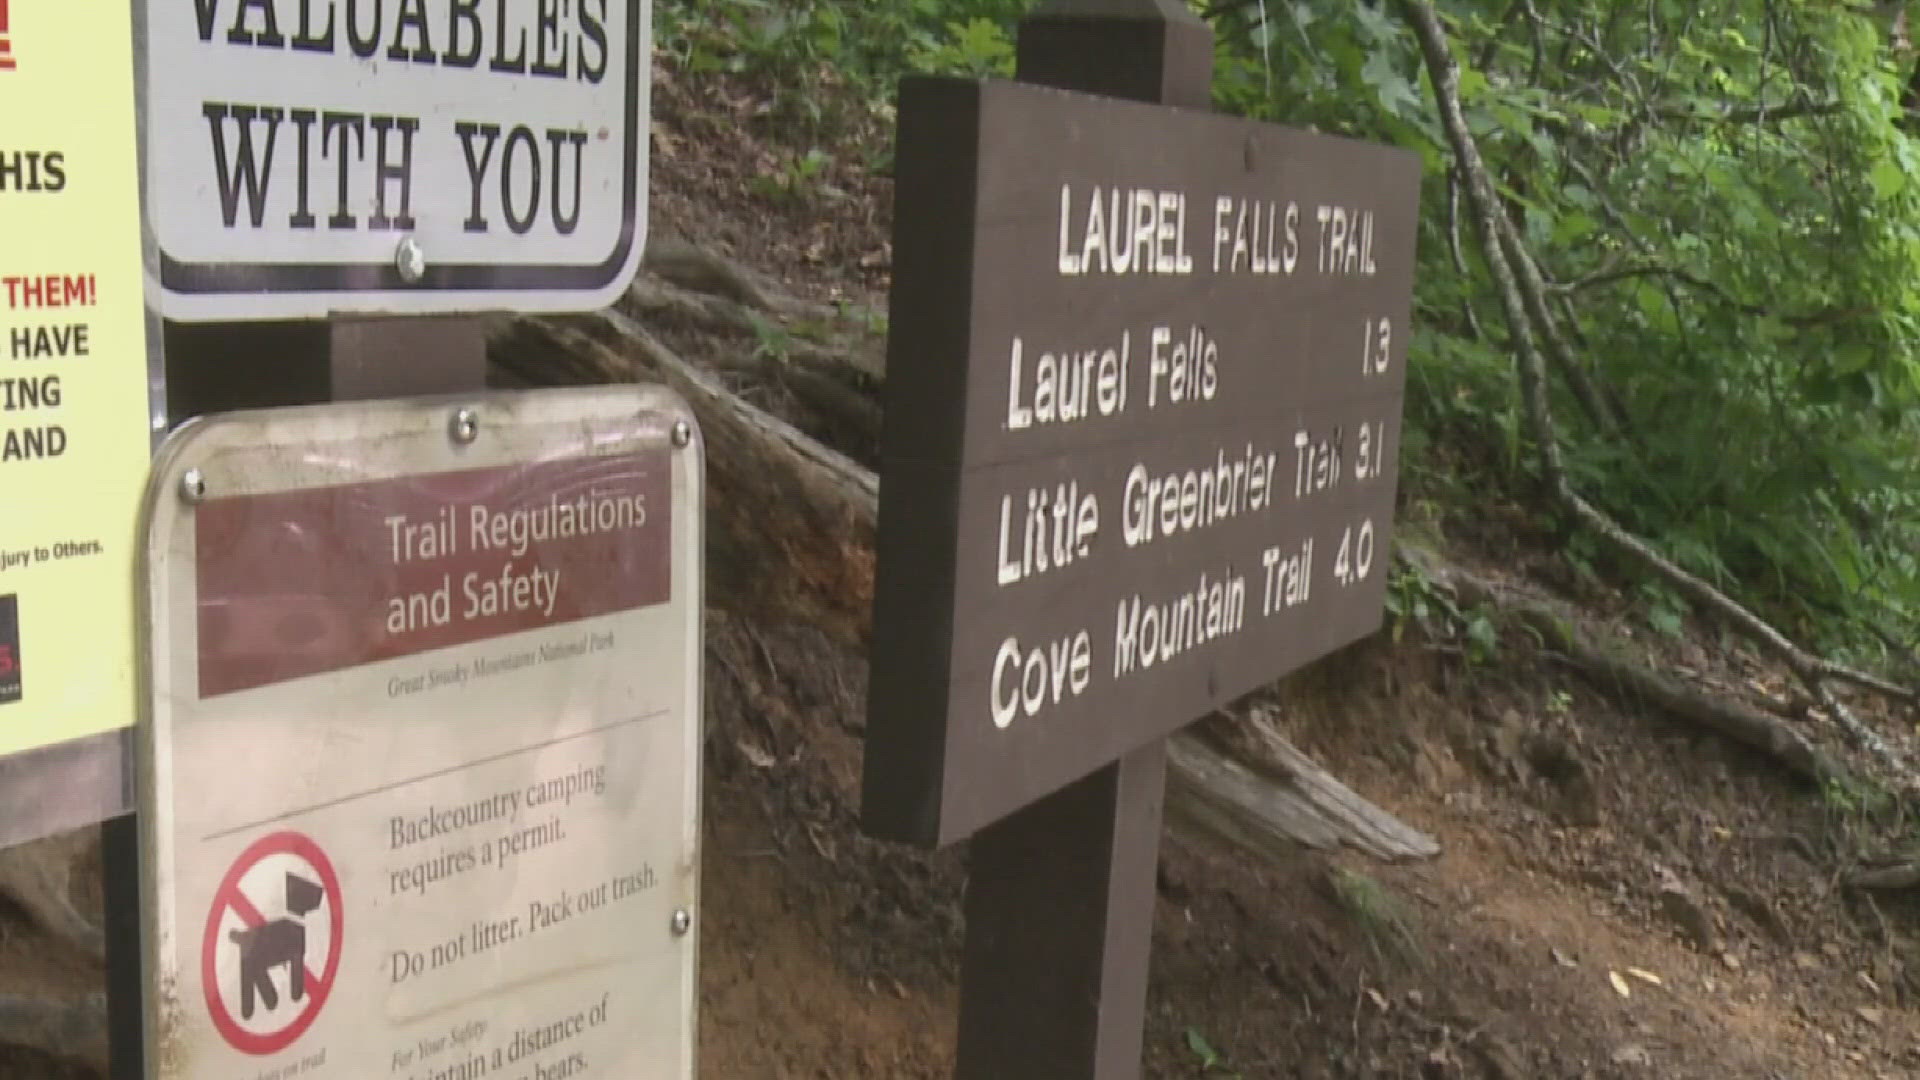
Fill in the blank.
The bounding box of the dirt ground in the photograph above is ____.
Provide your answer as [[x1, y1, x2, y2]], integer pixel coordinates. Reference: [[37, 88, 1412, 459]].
[[691, 614, 1920, 1079], [6, 41, 1920, 1080]]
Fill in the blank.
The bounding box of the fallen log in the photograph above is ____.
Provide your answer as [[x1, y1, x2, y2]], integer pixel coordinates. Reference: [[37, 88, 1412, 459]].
[[493, 309, 878, 649], [1170, 711, 1440, 862], [1846, 862, 1920, 891]]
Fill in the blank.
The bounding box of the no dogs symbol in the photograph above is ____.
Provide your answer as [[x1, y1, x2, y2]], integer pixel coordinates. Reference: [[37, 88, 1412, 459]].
[[202, 832, 343, 1055]]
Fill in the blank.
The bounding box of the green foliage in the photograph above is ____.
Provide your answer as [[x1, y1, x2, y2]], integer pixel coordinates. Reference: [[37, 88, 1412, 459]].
[[1385, 559, 1499, 662], [659, 0, 1920, 666], [1205, 0, 1920, 662], [744, 312, 795, 364], [1182, 1028, 1243, 1077], [910, 16, 1017, 78], [1326, 866, 1425, 965], [656, 0, 1027, 141], [750, 148, 835, 203]]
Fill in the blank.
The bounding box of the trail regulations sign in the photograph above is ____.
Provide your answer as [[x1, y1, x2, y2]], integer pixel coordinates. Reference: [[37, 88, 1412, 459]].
[[0, 0, 154, 762], [139, 388, 702, 1079], [864, 78, 1422, 846], [141, 0, 651, 320]]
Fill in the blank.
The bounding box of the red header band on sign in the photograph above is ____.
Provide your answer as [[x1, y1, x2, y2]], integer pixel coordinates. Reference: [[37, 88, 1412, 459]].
[[194, 451, 672, 698]]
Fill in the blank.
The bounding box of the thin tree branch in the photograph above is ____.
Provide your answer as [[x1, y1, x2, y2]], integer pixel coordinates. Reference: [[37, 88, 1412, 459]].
[[1395, 0, 1920, 785], [1492, 206, 1619, 436], [1444, 168, 1487, 342], [1653, 100, 1844, 124], [1546, 261, 1875, 327]]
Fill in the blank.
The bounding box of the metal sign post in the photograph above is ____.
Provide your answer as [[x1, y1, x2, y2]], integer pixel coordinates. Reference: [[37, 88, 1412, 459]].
[[862, 2, 1422, 1077], [107, 289, 496, 1080]]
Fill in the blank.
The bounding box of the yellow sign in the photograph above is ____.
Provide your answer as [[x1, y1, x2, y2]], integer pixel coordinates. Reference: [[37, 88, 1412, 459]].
[[0, 0, 152, 755]]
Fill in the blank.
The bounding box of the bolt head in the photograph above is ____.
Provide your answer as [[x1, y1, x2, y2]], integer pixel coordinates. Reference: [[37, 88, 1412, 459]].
[[671, 908, 692, 936], [180, 469, 207, 503], [449, 408, 479, 445], [395, 237, 427, 284], [670, 420, 692, 449]]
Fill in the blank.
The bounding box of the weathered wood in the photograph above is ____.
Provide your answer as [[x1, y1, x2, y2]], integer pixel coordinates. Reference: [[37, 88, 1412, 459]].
[[623, 275, 885, 384], [495, 310, 879, 648], [1169, 713, 1440, 863], [1846, 862, 1920, 891], [501, 279, 1841, 860], [491, 306, 1440, 866], [643, 236, 788, 316]]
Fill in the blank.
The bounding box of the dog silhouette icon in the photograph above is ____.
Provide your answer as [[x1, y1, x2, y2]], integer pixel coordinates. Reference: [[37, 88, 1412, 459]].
[[228, 872, 324, 1020]]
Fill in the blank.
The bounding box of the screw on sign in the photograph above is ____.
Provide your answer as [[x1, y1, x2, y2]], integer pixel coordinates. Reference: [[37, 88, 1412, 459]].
[[202, 832, 344, 1056]]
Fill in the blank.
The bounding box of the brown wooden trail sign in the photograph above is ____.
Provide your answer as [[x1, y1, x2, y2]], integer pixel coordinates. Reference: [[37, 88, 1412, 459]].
[[861, 1, 1420, 1076]]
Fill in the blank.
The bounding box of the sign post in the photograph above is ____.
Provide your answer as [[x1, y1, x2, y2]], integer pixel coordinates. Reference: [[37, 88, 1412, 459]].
[[862, 2, 1421, 1076], [104, 5, 662, 1078], [962, 12, 1208, 1076], [0, 0, 157, 849]]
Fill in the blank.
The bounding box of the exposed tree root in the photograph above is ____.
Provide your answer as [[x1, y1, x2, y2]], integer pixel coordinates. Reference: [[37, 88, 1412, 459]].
[[642, 237, 886, 379], [1424, 556, 1851, 788], [1846, 861, 1920, 891]]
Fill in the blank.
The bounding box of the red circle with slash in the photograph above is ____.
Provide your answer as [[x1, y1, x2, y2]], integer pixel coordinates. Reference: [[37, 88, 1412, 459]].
[[201, 831, 344, 1055]]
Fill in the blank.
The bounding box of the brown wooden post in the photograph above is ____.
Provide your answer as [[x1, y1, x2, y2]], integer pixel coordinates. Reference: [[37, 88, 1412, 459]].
[[105, 317, 488, 1078], [953, 4, 1212, 1078], [956, 741, 1169, 1079]]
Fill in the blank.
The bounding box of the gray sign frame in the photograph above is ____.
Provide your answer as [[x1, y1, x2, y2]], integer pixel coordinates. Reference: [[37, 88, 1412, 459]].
[[137, 387, 703, 1079]]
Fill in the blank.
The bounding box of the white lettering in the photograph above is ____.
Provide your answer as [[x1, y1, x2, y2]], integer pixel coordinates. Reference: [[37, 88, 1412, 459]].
[[989, 631, 1094, 727], [1057, 185, 1082, 275], [1006, 338, 1033, 430]]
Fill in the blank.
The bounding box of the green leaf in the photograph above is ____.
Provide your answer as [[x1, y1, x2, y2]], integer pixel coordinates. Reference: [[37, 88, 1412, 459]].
[[1871, 157, 1908, 200], [1553, 212, 1598, 246], [1360, 49, 1422, 119], [1184, 1028, 1222, 1068]]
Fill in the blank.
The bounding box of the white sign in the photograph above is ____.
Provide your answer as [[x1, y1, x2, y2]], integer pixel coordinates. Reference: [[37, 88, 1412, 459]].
[[138, 387, 702, 1080], [141, 0, 651, 320]]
